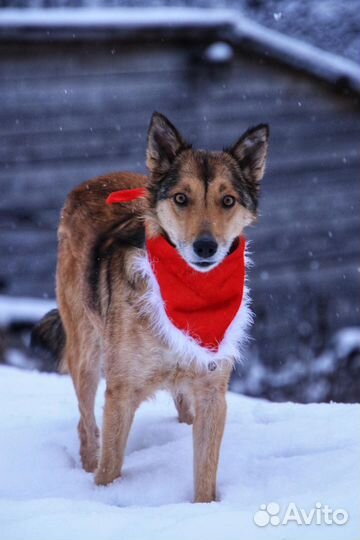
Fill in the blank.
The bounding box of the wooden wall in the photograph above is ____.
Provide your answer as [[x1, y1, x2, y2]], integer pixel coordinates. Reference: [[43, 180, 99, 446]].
[[1, 38, 359, 365]]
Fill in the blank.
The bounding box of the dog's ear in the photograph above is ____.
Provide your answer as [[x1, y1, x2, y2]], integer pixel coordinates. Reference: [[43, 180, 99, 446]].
[[228, 124, 269, 186], [146, 112, 188, 177]]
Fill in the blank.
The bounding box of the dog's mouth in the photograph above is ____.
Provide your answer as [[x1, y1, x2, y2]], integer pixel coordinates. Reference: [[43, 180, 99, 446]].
[[174, 239, 235, 273], [194, 261, 213, 268], [189, 238, 240, 272], [188, 259, 220, 272]]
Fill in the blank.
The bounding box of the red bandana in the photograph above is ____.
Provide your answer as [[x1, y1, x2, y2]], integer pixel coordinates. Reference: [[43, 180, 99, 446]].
[[146, 235, 246, 350], [106, 187, 246, 352]]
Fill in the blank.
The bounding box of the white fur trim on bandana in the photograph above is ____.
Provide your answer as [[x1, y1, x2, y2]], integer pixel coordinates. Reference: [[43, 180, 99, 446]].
[[132, 250, 253, 371]]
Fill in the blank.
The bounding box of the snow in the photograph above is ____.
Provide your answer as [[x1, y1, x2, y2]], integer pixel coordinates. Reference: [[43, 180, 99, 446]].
[[0, 295, 55, 327], [1, 1, 359, 65], [0, 7, 236, 28], [233, 15, 360, 93], [332, 327, 360, 358], [0, 366, 359, 539], [2, 7, 359, 93], [204, 41, 234, 63]]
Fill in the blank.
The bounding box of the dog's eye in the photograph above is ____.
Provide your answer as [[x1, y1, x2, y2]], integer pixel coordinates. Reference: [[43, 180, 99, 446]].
[[222, 195, 236, 208], [173, 193, 188, 206]]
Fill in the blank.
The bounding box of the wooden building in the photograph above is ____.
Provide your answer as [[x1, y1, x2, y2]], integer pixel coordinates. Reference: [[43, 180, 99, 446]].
[[1, 8, 359, 369]]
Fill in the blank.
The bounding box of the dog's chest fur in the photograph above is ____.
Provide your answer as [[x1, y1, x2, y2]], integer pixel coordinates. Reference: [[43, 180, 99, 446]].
[[119, 248, 253, 375]]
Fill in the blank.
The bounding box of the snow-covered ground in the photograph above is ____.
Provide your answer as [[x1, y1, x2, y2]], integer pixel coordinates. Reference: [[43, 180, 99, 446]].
[[0, 366, 359, 540], [0, 296, 56, 327]]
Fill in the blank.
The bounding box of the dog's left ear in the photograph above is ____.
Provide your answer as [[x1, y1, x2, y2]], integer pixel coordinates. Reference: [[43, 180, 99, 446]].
[[146, 112, 188, 178], [228, 124, 269, 185]]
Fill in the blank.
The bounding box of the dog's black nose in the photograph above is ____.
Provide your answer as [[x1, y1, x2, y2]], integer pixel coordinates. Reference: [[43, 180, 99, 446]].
[[193, 236, 218, 259]]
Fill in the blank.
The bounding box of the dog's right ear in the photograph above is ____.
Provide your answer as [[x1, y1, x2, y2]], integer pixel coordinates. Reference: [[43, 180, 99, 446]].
[[146, 112, 188, 178]]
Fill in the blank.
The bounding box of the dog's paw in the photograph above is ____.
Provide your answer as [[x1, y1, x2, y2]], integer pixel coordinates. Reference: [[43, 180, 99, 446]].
[[194, 493, 217, 503], [94, 466, 120, 486], [178, 412, 194, 425], [81, 452, 98, 473]]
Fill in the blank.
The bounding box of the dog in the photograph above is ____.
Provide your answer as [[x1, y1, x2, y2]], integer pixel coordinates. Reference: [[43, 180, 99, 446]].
[[32, 112, 269, 503]]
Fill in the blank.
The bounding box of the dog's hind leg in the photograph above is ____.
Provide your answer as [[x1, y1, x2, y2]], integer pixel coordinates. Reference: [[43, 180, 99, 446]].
[[76, 358, 101, 473], [65, 320, 101, 473], [173, 392, 194, 425], [57, 236, 101, 472]]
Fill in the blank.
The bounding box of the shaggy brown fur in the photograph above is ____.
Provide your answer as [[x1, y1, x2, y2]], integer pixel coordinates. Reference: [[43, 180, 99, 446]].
[[33, 112, 269, 503]]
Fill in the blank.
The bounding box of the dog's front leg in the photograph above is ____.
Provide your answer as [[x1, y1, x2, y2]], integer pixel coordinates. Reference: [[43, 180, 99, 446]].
[[193, 384, 227, 503], [95, 383, 137, 486]]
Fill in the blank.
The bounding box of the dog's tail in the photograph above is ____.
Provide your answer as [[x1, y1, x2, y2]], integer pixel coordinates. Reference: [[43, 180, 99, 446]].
[[30, 309, 67, 372]]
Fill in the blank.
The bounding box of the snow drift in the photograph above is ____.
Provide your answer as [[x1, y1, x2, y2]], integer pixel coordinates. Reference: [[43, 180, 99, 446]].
[[0, 366, 359, 540]]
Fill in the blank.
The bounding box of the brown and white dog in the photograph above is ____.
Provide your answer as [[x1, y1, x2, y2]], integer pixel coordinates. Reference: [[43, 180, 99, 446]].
[[32, 112, 269, 503]]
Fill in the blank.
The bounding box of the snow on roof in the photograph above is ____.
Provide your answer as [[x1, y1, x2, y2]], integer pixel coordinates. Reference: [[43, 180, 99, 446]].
[[1, 7, 359, 94], [0, 7, 235, 29]]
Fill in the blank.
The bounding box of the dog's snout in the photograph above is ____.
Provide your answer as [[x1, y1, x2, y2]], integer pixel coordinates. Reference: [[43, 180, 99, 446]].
[[193, 236, 218, 259]]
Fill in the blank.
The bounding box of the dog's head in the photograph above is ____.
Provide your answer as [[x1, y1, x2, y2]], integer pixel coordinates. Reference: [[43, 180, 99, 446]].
[[146, 112, 269, 272]]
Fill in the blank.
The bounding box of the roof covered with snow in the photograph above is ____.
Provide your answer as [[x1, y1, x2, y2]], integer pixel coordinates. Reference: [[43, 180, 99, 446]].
[[0, 0, 359, 65], [1, 6, 359, 95]]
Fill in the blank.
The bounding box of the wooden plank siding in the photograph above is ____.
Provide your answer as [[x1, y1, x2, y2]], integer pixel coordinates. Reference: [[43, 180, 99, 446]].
[[1, 39, 359, 366]]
